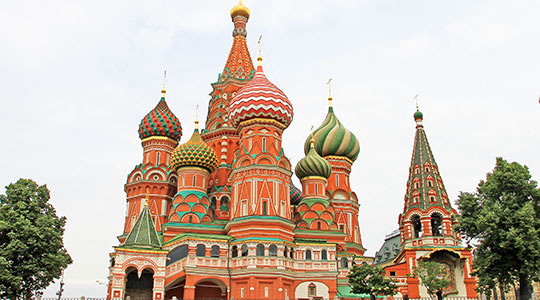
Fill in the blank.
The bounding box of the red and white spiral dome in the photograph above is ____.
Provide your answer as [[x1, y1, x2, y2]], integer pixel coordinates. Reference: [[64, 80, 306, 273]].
[[228, 64, 293, 128]]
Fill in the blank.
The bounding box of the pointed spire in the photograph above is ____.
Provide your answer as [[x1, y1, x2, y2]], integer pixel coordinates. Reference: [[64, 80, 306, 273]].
[[123, 200, 161, 249], [404, 108, 451, 212]]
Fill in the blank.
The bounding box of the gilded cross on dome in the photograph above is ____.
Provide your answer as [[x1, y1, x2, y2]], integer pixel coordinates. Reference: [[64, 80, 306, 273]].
[[327, 78, 333, 107]]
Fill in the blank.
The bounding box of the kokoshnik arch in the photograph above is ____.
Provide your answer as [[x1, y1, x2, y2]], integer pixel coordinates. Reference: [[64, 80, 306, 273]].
[[107, 1, 477, 299]]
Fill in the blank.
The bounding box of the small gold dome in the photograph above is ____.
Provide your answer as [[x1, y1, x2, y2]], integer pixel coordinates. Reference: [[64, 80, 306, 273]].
[[230, 0, 250, 20]]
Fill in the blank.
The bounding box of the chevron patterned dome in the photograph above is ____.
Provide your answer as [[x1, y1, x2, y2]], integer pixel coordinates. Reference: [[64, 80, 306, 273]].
[[138, 90, 182, 141], [228, 64, 293, 128], [305, 106, 360, 162], [170, 126, 218, 173], [296, 139, 332, 179]]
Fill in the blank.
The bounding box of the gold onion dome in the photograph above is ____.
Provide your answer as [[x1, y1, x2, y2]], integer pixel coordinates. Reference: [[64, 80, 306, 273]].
[[170, 124, 218, 173], [230, 0, 250, 20], [295, 139, 332, 180], [305, 104, 360, 162]]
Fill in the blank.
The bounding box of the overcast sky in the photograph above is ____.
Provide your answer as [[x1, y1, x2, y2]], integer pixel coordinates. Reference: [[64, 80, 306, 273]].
[[1, 0, 539, 297]]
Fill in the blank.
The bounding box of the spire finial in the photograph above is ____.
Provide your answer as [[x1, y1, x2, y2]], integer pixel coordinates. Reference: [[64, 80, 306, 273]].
[[327, 78, 333, 107], [195, 104, 199, 130], [310, 125, 315, 148], [414, 94, 419, 110], [161, 70, 167, 97], [257, 35, 263, 66]]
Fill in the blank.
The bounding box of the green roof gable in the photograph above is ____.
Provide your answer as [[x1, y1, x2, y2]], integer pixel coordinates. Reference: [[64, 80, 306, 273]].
[[123, 204, 161, 249]]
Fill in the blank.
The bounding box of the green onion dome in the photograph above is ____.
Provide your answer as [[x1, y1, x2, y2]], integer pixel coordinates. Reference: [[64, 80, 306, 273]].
[[296, 139, 332, 180], [414, 109, 423, 120], [170, 124, 218, 173], [304, 106, 360, 162], [138, 90, 182, 141]]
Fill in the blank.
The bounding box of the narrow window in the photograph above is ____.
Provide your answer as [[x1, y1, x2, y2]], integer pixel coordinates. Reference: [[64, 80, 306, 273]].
[[196, 244, 206, 257], [290, 248, 294, 259], [431, 213, 443, 236], [262, 137, 266, 151], [146, 152, 150, 163], [430, 196, 436, 202], [248, 138, 252, 149], [241, 288, 244, 298], [241, 244, 248, 257], [321, 250, 328, 260], [335, 174, 339, 186], [265, 287, 269, 297], [390, 271, 396, 276], [256, 244, 265, 256], [156, 151, 160, 165], [189, 215, 193, 223], [428, 181, 433, 187], [341, 257, 348, 268], [269, 244, 277, 256], [262, 201, 267, 215], [283, 246, 288, 257], [306, 249, 312, 260], [412, 215, 422, 238], [211, 245, 220, 258], [317, 222, 321, 230], [340, 224, 344, 231], [308, 283, 316, 297], [192, 175, 196, 187], [232, 245, 238, 258], [426, 167, 430, 172], [242, 200, 248, 216]]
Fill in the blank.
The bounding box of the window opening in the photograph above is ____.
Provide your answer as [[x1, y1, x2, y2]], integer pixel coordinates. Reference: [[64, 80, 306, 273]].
[[431, 213, 443, 236], [241, 244, 248, 257], [306, 249, 312, 260], [321, 250, 328, 260], [211, 245, 220, 258], [196, 244, 206, 257], [232, 245, 238, 258], [256, 244, 265, 256], [412, 215, 422, 238], [269, 244, 277, 256]]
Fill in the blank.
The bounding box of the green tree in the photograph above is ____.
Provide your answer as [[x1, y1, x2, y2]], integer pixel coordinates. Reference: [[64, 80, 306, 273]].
[[413, 260, 451, 300], [0, 179, 72, 300], [348, 263, 397, 300], [456, 158, 540, 300]]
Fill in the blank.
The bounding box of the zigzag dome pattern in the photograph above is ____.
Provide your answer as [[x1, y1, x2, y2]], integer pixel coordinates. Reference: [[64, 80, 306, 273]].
[[228, 65, 293, 128], [170, 128, 218, 173], [138, 93, 182, 141], [305, 106, 360, 162]]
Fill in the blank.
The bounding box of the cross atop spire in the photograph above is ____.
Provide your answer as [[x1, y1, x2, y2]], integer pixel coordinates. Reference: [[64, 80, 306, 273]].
[[195, 104, 199, 130], [161, 70, 167, 97], [327, 78, 333, 107], [257, 35, 263, 66]]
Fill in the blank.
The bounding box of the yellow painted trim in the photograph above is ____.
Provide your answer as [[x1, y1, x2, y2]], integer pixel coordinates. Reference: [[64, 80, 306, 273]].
[[239, 118, 285, 129], [300, 176, 328, 182], [141, 136, 177, 143], [115, 247, 167, 254], [324, 155, 353, 164]]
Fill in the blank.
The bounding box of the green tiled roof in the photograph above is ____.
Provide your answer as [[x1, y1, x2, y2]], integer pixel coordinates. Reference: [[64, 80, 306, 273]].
[[337, 285, 371, 299], [123, 205, 161, 249], [374, 229, 401, 265]]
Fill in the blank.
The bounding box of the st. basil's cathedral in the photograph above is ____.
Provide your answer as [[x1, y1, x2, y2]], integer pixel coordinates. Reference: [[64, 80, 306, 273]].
[[106, 1, 478, 299]]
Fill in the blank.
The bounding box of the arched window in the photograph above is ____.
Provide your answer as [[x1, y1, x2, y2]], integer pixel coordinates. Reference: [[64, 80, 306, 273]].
[[220, 196, 230, 211], [210, 197, 217, 215], [196, 244, 206, 257], [156, 151, 160, 165], [232, 245, 238, 258], [290, 248, 294, 259], [317, 222, 321, 230], [188, 215, 193, 223], [305, 249, 312, 260], [211, 245, 220, 258], [335, 174, 339, 186], [256, 244, 265, 256], [341, 257, 348, 268], [269, 244, 277, 256], [321, 250, 328, 260], [308, 283, 316, 297], [283, 246, 288, 257], [262, 137, 266, 151], [166, 244, 188, 266], [411, 215, 422, 238], [262, 201, 267, 215], [241, 244, 248, 257], [431, 213, 443, 236]]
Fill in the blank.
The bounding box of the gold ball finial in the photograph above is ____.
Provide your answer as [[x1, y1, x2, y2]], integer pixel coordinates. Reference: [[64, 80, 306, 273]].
[[231, 0, 250, 20]]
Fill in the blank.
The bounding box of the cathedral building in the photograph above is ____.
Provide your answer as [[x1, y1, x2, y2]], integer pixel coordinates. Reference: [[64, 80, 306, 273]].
[[107, 1, 369, 299], [373, 110, 477, 299]]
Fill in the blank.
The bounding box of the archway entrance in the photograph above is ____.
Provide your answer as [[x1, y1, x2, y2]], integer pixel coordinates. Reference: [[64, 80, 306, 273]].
[[125, 267, 154, 300], [194, 279, 227, 300], [165, 277, 185, 300]]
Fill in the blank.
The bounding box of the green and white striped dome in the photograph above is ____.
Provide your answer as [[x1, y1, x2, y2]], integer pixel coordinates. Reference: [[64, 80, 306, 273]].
[[295, 140, 332, 179]]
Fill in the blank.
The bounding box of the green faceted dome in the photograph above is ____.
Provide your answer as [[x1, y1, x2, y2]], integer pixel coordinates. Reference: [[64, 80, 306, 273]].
[[305, 107, 360, 162], [170, 125, 218, 173], [414, 109, 423, 120], [296, 140, 332, 179]]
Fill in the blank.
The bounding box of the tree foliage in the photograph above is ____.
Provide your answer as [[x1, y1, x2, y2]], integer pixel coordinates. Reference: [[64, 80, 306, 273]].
[[348, 263, 397, 300], [0, 179, 72, 300], [413, 260, 451, 298], [456, 158, 540, 300]]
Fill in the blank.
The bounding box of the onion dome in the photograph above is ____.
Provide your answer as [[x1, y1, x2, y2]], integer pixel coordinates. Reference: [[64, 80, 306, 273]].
[[228, 62, 294, 129], [170, 122, 218, 173], [230, 0, 250, 20], [138, 90, 182, 141], [304, 102, 360, 162], [295, 139, 332, 180], [414, 109, 423, 120], [290, 182, 303, 205]]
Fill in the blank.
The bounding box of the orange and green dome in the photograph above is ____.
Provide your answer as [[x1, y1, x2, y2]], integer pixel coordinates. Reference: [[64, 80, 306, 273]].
[[305, 105, 360, 162], [138, 90, 182, 141], [170, 125, 218, 173], [296, 139, 332, 179]]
